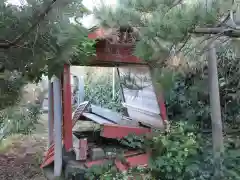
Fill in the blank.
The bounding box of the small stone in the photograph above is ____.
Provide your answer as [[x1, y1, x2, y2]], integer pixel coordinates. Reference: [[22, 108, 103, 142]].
[[105, 151, 117, 159], [90, 148, 105, 160]]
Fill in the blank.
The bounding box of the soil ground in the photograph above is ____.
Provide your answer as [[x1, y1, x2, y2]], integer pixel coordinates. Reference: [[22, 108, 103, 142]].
[[0, 113, 48, 180]]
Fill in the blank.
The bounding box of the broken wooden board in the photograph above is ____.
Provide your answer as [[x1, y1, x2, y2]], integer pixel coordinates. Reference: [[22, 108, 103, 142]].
[[41, 102, 90, 168], [115, 153, 149, 171], [82, 112, 115, 125], [84, 152, 149, 172], [73, 135, 88, 161], [100, 124, 151, 139], [118, 66, 165, 129], [85, 159, 109, 168], [122, 102, 164, 129], [73, 121, 101, 132], [120, 116, 139, 126], [91, 105, 122, 123], [91, 104, 139, 126], [72, 101, 90, 127], [122, 102, 160, 116]]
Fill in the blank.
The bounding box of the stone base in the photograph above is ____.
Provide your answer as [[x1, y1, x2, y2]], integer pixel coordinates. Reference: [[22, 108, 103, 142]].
[[43, 166, 65, 180], [43, 161, 85, 180], [64, 160, 86, 180]]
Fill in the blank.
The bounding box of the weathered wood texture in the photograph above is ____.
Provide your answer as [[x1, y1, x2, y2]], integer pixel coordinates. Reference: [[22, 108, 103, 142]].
[[82, 112, 115, 125], [118, 65, 163, 128]]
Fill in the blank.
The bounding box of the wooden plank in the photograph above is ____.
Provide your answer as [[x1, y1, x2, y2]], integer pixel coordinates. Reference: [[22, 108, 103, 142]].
[[115, 153, 149, 171], [40, 144, 55, 168], [72, 101, 90, 127], [100, 124, 151, 139], [118, 116, 139, 126], [91, 105, 122, 124], [122, 103, 160, 116], [85, 151, 143, 168], [73, 121, 101, 132], [118, 66, 164, 129], [91, 105, 138, 127], [82, 112, 115, 125], [63, 64, 73, 151], [91, 105, 138, 126], [73, 135, 88, 161], [85, 159, 108, 168]]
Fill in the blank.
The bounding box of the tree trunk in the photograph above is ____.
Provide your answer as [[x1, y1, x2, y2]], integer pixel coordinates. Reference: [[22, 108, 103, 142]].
[[208, 41, 224, 179]]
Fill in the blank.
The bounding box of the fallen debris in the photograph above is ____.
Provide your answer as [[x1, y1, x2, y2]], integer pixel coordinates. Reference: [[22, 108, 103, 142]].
[[42, 103, 159, 179]]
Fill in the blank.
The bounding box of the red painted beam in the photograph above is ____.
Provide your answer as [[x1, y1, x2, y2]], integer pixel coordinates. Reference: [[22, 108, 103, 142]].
[[100, 124, 151, 139], [88, 28, 105, 39], [40, 144, 55, 168], [85, 159, 108, 168], [115, 153, 149, 171], [74, 138, 88, 161], [158, 93, 167, 122], [88, 32, 146, 65], [63, 64, 73, 151], [95, 41, 144, 64], [40, 155, 54, 168], [84, 151, 144, 169], [96, 52, 143, 64]]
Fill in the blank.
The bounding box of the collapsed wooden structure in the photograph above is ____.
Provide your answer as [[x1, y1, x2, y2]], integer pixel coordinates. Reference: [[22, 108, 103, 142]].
[[41, 27, 168, 179]]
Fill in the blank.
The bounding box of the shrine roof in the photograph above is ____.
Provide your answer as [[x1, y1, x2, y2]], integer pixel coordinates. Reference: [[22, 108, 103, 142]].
[[71, 27, 145, 67]]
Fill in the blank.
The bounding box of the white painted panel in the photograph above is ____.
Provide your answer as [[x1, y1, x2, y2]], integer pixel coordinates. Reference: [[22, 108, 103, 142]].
[[118, 65, 163, 128]]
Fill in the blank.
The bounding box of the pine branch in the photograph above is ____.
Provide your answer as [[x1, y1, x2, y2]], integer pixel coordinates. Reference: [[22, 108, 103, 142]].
[[0, 0, 59, 49]]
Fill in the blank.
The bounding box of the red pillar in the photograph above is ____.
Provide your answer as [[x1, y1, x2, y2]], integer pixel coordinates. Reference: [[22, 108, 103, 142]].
[[63, 64, 73, 151]]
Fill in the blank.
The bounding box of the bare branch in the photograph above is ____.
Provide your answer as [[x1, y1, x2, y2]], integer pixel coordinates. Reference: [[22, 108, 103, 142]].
[[196, 34, 225, 55], [198, 38, 230, 56], [0, 0, 59, 49], [217, 13, 231, 27], [176, 34, 191, 54], [192, 27, 226, 34], [183, 33, 224, 57], [192, 27, 240, 37], [164, 0, 183, 15]]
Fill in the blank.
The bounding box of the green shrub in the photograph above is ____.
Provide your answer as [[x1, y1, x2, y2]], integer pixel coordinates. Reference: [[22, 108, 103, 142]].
[[146, 122, 203, 180], [84, 70, 124, 112], [162, 47, 240, 129], [85, 122, 205, 180], [222, 136, 240, 179], [84, 121, 240, 179], [0, 74, 26, 111], [0, 103, 41, 141]]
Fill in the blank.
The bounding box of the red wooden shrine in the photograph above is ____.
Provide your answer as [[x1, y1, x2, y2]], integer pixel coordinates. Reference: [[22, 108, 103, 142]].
[[41, 27, 168, 177]]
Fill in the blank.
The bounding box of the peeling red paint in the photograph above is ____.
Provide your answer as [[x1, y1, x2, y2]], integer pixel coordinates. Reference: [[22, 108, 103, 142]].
[[101, 124, 151, 139], [115, 153, 149, 171], [40, 144, 55, 168], [88, 28, 105, 39], [158, 93, 167, 122], [63, 64, 73, 151], [85, 159, 108, 168]]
